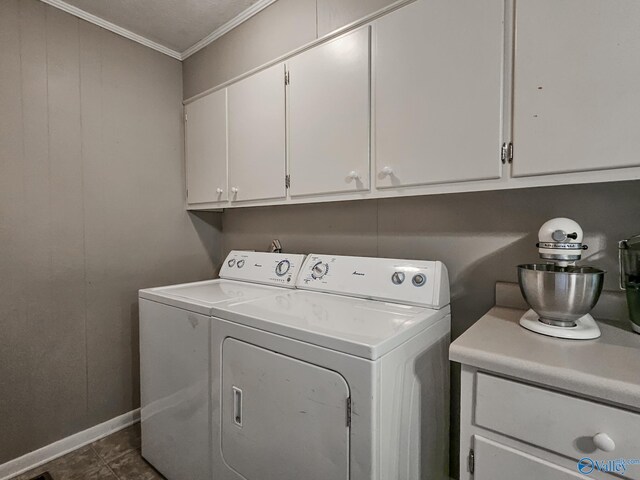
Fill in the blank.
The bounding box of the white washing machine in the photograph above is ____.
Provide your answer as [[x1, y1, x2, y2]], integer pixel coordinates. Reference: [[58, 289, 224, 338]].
[[210, 254, 451, 480], [138, 251, 306, 480]]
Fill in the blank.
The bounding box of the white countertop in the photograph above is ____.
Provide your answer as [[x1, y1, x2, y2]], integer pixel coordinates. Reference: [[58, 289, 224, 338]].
[[450, 285, 640, 412]]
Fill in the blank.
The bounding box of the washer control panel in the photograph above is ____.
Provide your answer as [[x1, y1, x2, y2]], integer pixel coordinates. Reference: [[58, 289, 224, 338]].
[[220, 251, 306, 287], [297, 254, 449, 308]]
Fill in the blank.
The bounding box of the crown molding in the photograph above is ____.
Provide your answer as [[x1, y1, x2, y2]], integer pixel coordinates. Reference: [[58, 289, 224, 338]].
[[39, 0, 278, 61], [180, 0, 277, 59], [39, 0, 182, 59]]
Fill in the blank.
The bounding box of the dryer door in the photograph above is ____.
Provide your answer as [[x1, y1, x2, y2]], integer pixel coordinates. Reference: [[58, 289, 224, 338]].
[[221, 338, 350, 480]]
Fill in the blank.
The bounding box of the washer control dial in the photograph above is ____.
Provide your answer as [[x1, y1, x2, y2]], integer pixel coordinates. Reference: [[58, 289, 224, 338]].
[[412, 273, 426, 287], [275, 259, 291, 277], [311, 261, 329, 280], [391, 272, 405, 285], [237, 259, 245, 268], [227, 258, 236, 267]]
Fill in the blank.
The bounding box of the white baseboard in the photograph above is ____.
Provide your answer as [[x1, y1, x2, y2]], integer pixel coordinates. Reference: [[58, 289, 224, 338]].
[[0, 409, 140, 480]]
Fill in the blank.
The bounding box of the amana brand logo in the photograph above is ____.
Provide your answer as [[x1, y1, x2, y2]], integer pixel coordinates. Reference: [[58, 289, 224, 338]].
[[352, 271, 365, 276], [578, 457, 640, 475]]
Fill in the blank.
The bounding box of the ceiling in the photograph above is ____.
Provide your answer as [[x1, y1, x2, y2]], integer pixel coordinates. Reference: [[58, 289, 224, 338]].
[[42, 0, 275, 59]]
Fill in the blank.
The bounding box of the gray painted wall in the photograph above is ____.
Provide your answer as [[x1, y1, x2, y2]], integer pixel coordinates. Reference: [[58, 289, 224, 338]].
[[0, 0, 222, 463], [222, 181, 640, 477], [182, 0, 399, 99]]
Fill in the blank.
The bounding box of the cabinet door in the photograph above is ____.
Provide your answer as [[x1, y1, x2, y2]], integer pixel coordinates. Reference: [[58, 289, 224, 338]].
[[185, 89, 227, 204], [228, 63, 286, 202], [220, 338, 350, 480], [512, 0, 640, 177], [474, 436, 587, 480], [374, 0, 504, 189], [288, 27, 370, 197]]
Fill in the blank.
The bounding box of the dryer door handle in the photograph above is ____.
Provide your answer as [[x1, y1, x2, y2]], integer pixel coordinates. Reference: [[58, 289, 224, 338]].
[[233, 386, 243, 427]]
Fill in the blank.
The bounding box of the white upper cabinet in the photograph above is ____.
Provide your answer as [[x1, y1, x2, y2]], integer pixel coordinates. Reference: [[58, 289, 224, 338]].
[[512, 0, 640, 177], [288, 27, 371, 197], [228, 63, 287, 202], [185, 89, 227, 204], [373, 0, 504, 189]]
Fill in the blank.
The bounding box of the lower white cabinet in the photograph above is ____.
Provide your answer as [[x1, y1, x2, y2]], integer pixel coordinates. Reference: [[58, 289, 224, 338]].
[[475, 373, 640, 464], [459, 367, 639, 480], [228, 62, 287, 203], [474, 436, 585, 480]]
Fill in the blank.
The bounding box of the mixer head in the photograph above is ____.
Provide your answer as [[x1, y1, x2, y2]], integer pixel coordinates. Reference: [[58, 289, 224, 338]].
[[536, 217, 588, 267]]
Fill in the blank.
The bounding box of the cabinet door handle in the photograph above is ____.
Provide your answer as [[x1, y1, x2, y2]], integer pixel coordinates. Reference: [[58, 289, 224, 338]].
[[233, 386, 242, 427], [593, 432, 615, 452], [347, 171, 360, 180], [231, 187, 239, 194], [381, 166, 394, 176], [216, 188, 223, 194]]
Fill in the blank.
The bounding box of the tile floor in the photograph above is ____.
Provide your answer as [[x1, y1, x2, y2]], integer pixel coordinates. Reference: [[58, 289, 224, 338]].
[[11, 424, 165, 480]]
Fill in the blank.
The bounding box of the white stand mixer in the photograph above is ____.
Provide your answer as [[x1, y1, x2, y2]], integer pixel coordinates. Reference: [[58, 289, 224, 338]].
[[518, 218, 605, 340]]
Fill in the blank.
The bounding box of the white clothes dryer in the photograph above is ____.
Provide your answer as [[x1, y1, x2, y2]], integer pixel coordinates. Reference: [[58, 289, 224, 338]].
[[138, 251, 306, 480], [210, 254, 451, 480]]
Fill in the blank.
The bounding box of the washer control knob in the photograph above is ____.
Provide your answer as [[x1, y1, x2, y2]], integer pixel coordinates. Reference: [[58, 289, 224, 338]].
[[391, 272, 405, 285], [237, 259, 245, 268], [311, 261, 329, 280], [275, 259, 291, 277], [412, 273, 426, 287], [227, 258, 236, 267]]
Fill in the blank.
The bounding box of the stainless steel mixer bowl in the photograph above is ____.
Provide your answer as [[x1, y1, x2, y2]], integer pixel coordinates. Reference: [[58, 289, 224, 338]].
[[517, 264, 605, 326]]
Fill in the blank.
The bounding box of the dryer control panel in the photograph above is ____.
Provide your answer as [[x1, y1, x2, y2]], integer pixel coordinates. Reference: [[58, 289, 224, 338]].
[[297, 254, 450, 308], [220, 251, 306, 288]]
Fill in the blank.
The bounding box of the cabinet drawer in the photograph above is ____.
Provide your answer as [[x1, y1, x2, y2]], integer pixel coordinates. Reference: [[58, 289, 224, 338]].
[[474, 436, 588, 480], [475, 373, 640, 479]]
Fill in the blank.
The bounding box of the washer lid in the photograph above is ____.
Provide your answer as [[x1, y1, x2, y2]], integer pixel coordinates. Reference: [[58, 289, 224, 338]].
[[216, 290, 450, 360], [139, 279, 287, 316]]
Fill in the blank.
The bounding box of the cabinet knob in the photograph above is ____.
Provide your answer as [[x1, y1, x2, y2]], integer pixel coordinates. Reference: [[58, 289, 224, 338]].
[[348, 171, 360, 180], [381, 166, 394, 176], [231, 187, 239, 194], [216, 188, 223, 194], [593, 432, 615, 452]]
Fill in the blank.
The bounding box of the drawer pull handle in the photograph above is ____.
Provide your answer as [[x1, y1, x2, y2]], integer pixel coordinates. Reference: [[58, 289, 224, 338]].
[[593, 432, 615, 452]]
